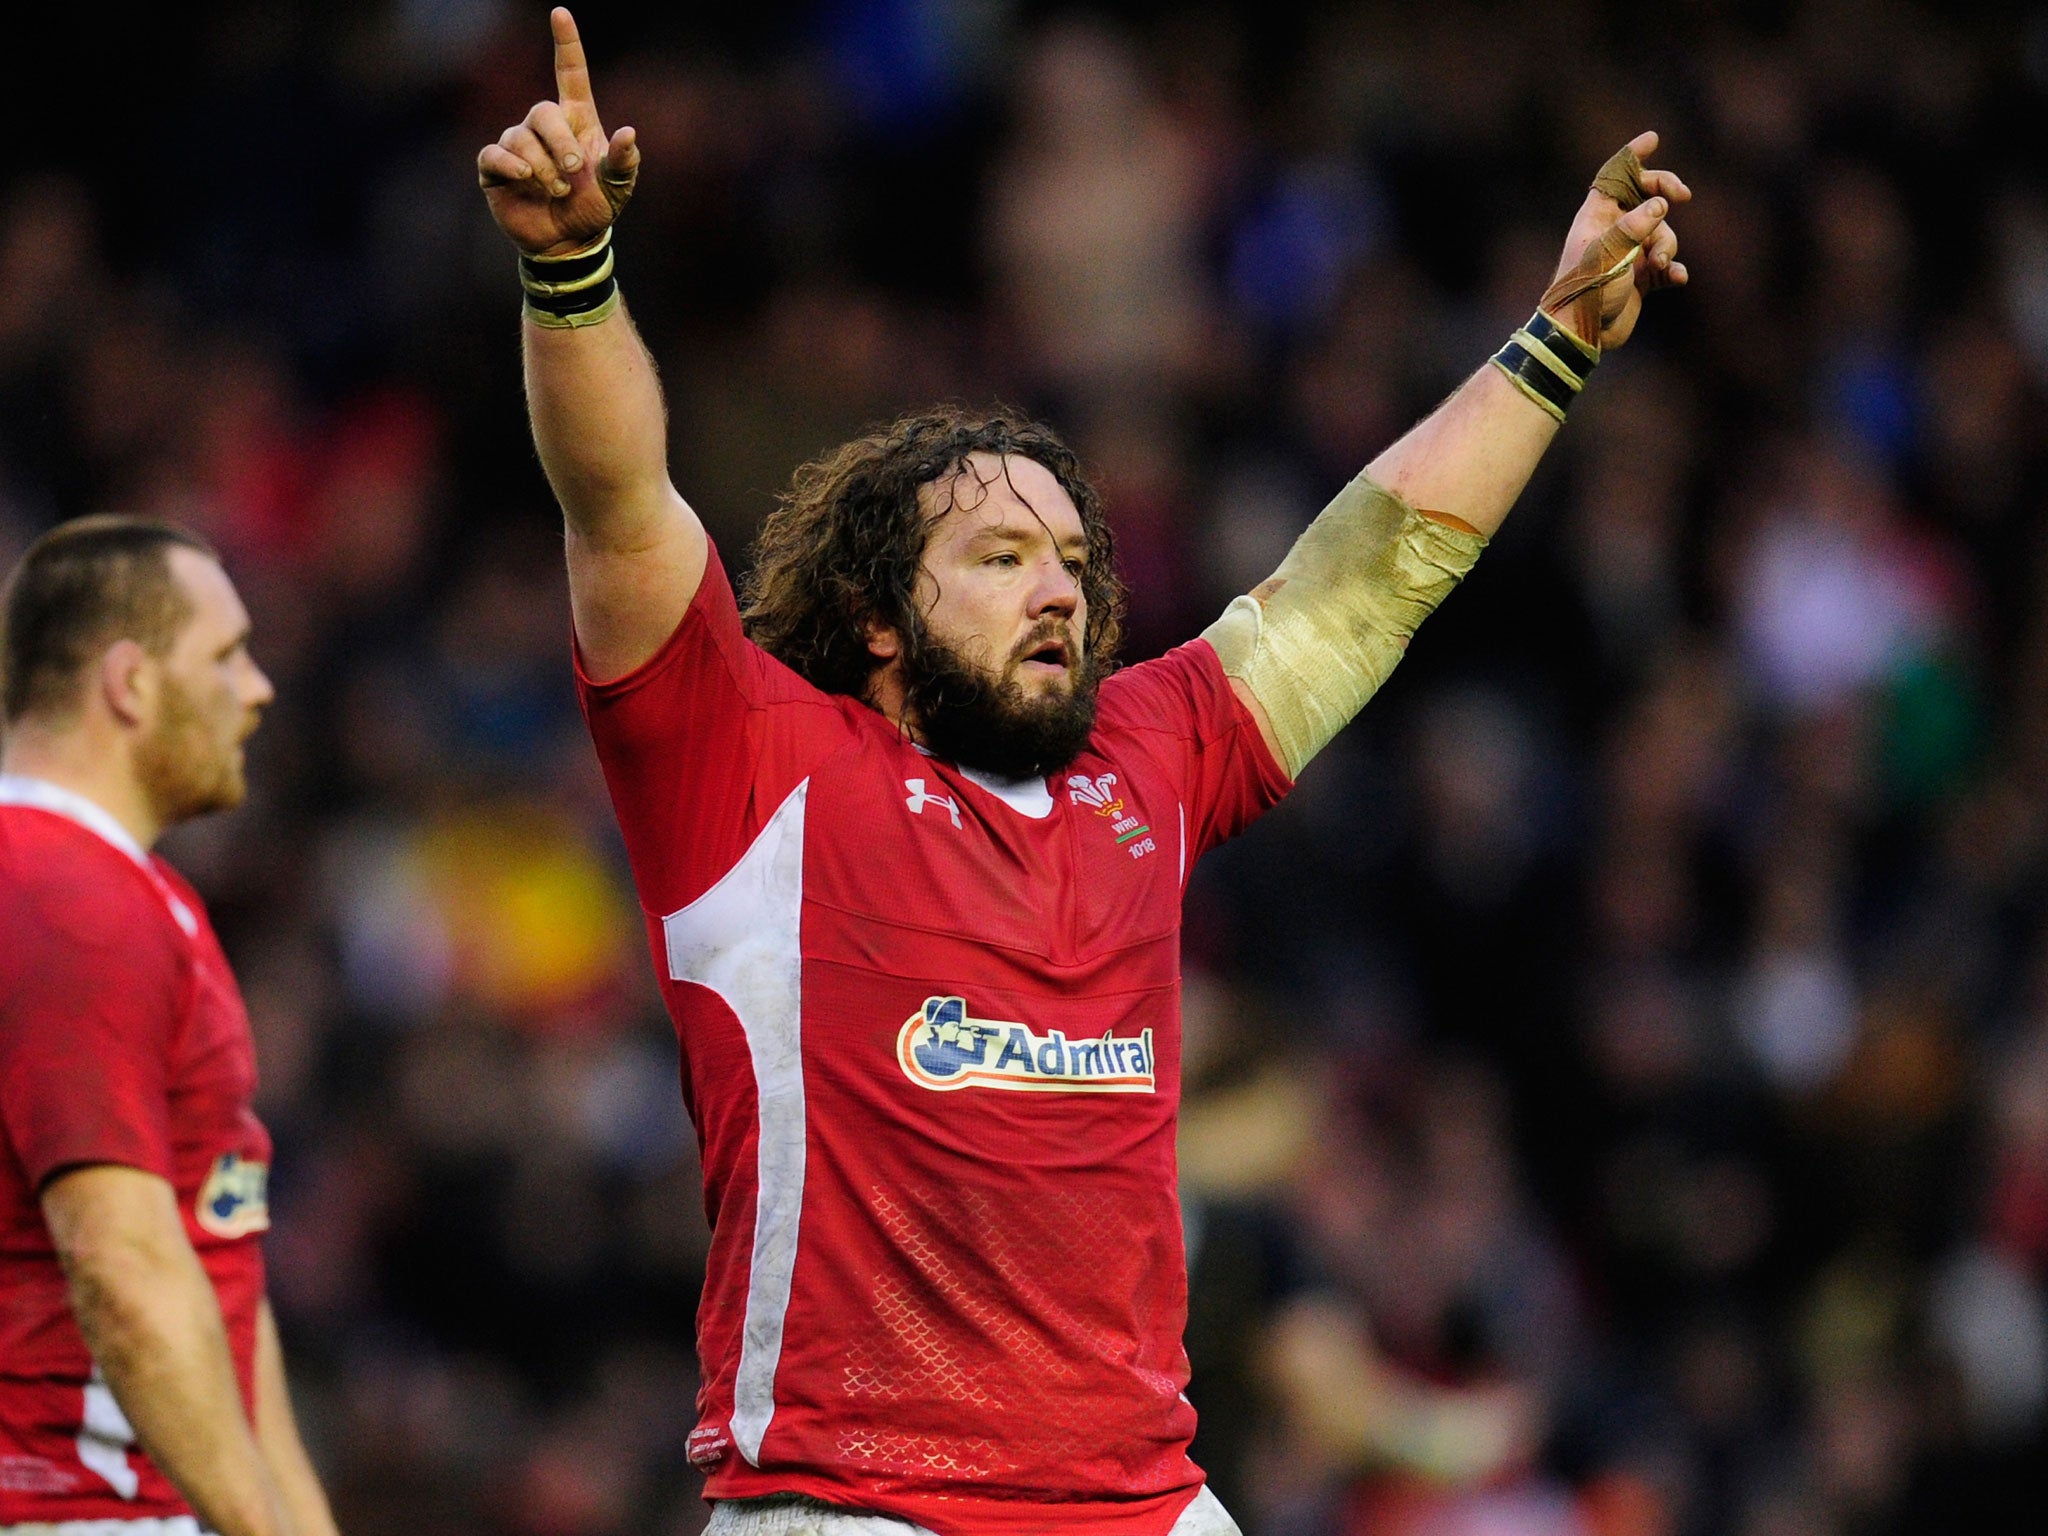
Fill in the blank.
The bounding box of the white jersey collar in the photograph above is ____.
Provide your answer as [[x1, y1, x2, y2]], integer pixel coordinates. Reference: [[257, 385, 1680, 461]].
[[0, 774, 198, 936], [908, 743, 1057, 819], [0, 774, 152, 867], [957, 766, 1056, 819]]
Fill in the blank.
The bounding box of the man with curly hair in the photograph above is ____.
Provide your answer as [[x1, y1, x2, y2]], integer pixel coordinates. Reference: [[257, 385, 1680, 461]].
[[480, 11, 1688, 1535]]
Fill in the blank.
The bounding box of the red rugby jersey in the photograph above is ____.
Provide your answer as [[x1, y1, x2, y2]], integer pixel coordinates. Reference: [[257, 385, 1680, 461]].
[[0, 779, 272, 1523], [577, 546, 1291, 1535]]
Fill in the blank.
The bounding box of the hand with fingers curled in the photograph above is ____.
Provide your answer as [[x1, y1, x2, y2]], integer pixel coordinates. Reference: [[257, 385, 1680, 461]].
[[1490, 131, 1690, 423], [478, 8, 640, 326], [1542, 132, 1690, 353]]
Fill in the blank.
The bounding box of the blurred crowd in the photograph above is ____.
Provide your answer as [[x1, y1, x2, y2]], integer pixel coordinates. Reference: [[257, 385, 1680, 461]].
[[7, 1, 2048, 1533]]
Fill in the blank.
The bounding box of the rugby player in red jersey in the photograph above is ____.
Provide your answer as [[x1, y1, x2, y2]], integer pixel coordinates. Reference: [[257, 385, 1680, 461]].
[[480, 12, 1688, 1533], [0, 519, 337, 1536]]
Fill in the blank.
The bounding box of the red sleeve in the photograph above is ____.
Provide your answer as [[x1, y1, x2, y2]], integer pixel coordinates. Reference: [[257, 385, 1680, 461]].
[[574, 541, 856, 913], [0, 870, 184, 1190], [1095, 637, 1293, 863]]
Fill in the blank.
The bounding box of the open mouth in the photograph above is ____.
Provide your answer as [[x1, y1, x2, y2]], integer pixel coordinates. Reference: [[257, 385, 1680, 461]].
[[1018, 637, 1071, 674]]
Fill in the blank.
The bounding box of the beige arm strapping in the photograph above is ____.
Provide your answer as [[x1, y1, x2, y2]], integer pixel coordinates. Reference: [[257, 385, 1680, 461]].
[[1201, 471, 1486, 779]]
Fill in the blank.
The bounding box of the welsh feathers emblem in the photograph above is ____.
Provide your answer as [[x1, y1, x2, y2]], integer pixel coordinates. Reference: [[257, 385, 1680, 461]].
[[1066, 772, 1124, 817], [1067, 770, 1155, 857]]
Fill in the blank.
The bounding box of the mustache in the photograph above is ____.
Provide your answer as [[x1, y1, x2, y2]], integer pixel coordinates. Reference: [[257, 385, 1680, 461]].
[[1009, 621, 1077, 666]]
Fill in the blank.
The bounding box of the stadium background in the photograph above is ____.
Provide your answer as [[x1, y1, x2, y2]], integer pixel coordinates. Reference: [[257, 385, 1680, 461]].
[[8, 0, 2048, 1531]]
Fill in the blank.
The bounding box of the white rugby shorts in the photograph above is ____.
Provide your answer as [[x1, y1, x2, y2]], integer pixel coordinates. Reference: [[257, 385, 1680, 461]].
[[706, 1486, 1242, 1536]]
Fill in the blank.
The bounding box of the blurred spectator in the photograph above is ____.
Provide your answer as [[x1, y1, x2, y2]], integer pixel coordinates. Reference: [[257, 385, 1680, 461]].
[[8, 2, 2048, 1532]]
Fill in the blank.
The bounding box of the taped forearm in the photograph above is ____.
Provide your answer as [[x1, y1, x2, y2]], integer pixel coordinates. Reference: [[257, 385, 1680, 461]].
[[1202, 472, 1485, 777]]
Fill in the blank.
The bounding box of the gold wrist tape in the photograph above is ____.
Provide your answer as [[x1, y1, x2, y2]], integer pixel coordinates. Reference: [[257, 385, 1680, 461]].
[[1490, 308, 1595, 423], [1514, 327, 1587, 389], [1529, 309, 1599, 370], [523, 288, 622, 330], [519, 227, 618, 327], [1490, 352, 1568, 421], [526, 226, 613, 264], [1202, 472, 1486, 778], [521, 247, 616, 298]]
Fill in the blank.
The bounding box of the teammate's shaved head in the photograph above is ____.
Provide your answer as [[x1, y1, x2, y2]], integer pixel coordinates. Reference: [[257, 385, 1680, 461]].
[[1, 516, 218, 724]]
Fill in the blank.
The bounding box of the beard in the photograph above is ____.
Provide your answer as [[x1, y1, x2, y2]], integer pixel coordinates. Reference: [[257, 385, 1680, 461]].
[[900, 626, 1101, 780], [134, 675, 248, 829]]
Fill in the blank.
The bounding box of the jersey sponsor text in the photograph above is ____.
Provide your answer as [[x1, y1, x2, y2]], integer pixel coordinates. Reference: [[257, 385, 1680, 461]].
[[898, 995, 1155, 1093]]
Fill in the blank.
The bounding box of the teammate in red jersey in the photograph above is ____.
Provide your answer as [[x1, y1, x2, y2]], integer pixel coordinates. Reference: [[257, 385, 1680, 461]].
[[0, 519, 337, 1536], [480, 12, 1688, 1533]]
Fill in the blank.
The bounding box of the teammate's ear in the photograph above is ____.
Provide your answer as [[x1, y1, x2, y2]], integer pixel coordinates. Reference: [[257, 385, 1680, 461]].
[[865, 620, 901, 662], [99, 639, 157, 728]]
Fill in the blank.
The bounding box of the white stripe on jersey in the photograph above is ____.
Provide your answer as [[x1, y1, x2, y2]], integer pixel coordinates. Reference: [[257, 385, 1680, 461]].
[[76, 1372, 138, 1499], [662, 780, 811, 1467]]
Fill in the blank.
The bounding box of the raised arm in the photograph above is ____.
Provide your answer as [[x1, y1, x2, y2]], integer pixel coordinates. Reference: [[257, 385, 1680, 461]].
[[1209, 135, 1690, 777], [1368, 131, 1690, 533], [479, 7, 706, 682], [43, 1165, 296, 1536]]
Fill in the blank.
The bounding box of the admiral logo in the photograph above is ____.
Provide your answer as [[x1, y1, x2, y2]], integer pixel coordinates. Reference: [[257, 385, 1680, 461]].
[[195, 1153, 270, 1238], [898, 996, 1155, 1093]]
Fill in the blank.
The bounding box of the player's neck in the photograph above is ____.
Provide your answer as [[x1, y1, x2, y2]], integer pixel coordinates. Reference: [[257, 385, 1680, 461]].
[[864, 663, 923, 742], [0, 723, 162, 850]]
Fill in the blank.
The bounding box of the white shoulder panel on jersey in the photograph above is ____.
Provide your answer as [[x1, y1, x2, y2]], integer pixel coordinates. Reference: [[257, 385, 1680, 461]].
[[662, 778, 810, 1467]]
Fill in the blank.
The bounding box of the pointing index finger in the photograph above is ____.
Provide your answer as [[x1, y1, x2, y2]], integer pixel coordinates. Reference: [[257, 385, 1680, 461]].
[[552, 7, 598, 115]]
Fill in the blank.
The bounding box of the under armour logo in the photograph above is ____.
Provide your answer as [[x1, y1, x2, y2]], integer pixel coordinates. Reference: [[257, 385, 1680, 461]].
[[904, 778, 961, 828]]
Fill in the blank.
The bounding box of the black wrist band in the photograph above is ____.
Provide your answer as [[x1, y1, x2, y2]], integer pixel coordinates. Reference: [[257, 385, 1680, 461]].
[[1489, 308, 1596, 422], [1524, 310, 1598, 384], [521, 228, 620, 329]]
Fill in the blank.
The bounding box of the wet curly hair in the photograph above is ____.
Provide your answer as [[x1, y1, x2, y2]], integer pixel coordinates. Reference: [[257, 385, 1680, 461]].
[[740, 408, 1125, 700]]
